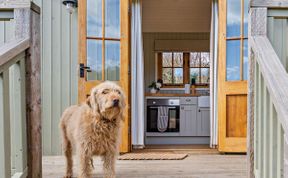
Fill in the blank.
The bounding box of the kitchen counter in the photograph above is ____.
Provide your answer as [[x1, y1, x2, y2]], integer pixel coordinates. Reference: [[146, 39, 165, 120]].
[[145, 93, 203, 97]]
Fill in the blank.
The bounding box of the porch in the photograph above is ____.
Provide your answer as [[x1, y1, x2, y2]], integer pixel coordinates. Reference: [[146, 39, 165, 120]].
[[1, 0, 288, 178], [43, 151, 247, 178]]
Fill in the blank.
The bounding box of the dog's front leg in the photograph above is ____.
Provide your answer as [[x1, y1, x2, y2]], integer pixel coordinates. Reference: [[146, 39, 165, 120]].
[[102, 153, 116, 178], [78, 149, 92, 178]]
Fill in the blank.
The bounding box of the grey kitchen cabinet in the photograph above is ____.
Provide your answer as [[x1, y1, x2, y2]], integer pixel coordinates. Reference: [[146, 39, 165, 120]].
[[197, 108, 210, 136], [180, 97, 198, 136]]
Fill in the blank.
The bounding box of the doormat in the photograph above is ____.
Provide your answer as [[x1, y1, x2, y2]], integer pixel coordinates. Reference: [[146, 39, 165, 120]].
[[118, 153, 188, 160]]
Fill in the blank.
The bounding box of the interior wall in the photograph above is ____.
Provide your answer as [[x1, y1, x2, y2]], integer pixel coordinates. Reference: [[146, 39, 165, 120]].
[[143, 32, 210, 92]]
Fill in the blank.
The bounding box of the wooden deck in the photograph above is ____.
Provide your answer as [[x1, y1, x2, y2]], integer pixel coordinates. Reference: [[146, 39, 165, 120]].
[[43, 148, 247, 178]]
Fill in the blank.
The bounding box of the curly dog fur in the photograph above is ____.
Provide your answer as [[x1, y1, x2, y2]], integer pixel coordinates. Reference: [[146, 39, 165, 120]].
[[60, 81, 126, 178]]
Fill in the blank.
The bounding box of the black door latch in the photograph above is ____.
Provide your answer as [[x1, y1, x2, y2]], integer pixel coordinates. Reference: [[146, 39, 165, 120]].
[[79, 63, 92, 78]]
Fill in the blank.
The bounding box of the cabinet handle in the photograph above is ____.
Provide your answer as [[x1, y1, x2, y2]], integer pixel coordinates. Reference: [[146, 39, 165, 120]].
[[198, 109, 201, 112]]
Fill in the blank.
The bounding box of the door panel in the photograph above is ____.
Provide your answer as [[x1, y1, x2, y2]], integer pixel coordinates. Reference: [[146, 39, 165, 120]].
[[79, 0, 130, 153], [218, 0, 248, 153]]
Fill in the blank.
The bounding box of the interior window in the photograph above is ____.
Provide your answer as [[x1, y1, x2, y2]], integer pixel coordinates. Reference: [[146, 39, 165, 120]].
[[158, 52, 210, 86], [161, 52, 184, 85], [190, 52, 210, 84]]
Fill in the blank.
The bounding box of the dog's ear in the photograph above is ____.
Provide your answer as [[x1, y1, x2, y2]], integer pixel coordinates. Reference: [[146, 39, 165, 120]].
[[89, 88, 99, 114]]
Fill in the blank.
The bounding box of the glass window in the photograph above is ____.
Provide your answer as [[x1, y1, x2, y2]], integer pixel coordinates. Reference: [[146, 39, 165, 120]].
[[226, 40, 241, 81], [86, 0, 121, 81], [105, 41, 120, 81], [161, 52, 184, 85], [190, 52, 210, 84], [105, 0, 120, 38], [227, 0, 241, 38], [243, 40, 248, 80], [87, 0, 102, 37], [87, 40, 102, 80], [226, 0, 249, 81]]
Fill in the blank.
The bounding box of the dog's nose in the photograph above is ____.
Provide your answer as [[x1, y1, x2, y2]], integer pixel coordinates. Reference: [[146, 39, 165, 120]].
[[113, 99, 119, 106]]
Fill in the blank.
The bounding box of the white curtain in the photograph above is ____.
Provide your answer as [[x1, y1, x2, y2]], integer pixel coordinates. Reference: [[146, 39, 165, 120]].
[[210, 0, 219, 148], [131, 0, 145, 148]]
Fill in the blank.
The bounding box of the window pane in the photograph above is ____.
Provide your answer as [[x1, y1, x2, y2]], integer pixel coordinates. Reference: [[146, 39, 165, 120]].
[[190, 52, 201, 67], [162, 53, 172, 67], [201, 52, 210, 67], [87, 0, 102, 37], [162, 68, 172, 84], [190, 68, 200, 84], [227, 0, 241, 37], [201, 68, 210, 83], [173, 53, 183, 67], [243, 40, 248, 80], [105, 41, 120, 81], [105, 0, 120, 38], [87, 40, 102, 80], [226, 40, 241, 81], [174, 68, 183, 84], [244, 0, 249, 37]]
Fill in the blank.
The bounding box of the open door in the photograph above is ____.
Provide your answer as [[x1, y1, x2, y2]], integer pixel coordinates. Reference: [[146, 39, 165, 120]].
[[218, 0, 248, 152], [78, 0, 130, 153]]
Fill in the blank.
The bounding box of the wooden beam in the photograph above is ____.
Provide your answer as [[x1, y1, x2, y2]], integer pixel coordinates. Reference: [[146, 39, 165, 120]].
[[0, 0, 30, 9], [251, 36, 288, 135], [26, 8, 41, 178], [0, 38, 29, 73], [0, 10, 13, 20], [251, 0, 288, 8], [0, 71, 11, 178], [248, 7, 268, 178], [15, 5, 42, 178]]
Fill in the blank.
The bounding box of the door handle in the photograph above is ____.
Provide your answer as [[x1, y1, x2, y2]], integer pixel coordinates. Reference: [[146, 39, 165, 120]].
[[80, 63, 92, 78]]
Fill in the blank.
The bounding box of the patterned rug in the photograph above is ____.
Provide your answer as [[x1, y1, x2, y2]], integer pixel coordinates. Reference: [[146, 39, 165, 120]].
[[118, 152, 188, 160]]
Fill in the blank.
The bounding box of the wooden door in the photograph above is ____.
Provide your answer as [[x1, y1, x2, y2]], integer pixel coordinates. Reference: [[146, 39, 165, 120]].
[[218, 0, 248, 152], [78, 0, 130, 153]]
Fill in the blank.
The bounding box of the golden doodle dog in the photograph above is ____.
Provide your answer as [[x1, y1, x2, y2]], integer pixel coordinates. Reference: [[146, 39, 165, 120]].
[[60, 81, 126, 178]]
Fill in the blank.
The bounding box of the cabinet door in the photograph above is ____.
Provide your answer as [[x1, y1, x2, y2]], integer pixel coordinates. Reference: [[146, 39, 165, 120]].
[[180, 105, 197, 136], [197, 108, 210, 136]]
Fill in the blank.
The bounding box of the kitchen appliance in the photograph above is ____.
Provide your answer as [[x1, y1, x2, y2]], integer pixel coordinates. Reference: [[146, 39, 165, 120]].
[[147, 99, 180, 132]]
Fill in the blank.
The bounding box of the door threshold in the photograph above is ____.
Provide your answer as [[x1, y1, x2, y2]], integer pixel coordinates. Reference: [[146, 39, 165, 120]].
[[132, 144, 219, 155]]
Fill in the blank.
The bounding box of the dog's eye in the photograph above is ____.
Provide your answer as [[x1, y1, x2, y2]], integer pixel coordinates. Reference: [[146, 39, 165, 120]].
[[102, 89, 109, 94], [116, 90, 121, 94]]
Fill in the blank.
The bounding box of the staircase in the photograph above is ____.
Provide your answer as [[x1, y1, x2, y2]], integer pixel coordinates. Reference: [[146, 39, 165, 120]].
[[0, 2, 41, 178], [249, 1, 288, 178]]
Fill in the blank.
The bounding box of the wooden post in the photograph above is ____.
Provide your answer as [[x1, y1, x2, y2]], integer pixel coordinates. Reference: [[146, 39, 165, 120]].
[[15, 3, 41, 178], [248, 6, 267, 178]]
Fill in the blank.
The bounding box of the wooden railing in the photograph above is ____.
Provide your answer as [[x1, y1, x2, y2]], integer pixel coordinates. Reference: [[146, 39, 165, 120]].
[[0, 38, 29, 178], [0, 2, 41, 178], [249, 4, 288, 178]]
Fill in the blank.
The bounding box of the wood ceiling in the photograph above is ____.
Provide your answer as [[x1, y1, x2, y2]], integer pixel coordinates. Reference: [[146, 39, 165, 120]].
[[142, 0, 212, 33]]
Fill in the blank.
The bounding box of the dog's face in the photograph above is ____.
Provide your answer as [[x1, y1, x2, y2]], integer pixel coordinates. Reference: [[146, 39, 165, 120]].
[[89, 81, 125, 120]]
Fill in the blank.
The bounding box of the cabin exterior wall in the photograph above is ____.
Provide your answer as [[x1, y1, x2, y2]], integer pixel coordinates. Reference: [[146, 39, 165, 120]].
[[0, 0, 79, 155]]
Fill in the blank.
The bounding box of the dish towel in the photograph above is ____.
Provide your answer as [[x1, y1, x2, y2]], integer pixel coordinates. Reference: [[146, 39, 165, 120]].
[[157, 107, 169, 132]]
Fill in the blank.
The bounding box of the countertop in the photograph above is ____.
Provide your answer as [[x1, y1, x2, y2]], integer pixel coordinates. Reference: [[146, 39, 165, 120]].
[[145, 93, 202, 97]]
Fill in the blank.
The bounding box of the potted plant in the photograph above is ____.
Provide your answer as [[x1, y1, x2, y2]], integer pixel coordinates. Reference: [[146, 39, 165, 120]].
[[148, 79, 162, 93]]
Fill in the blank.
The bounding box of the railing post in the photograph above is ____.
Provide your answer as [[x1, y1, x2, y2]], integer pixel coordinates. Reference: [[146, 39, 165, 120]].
[[15, 3, 41, 178], [248, 6, 267, 178], [0, 70, 11, 178], [284, 134, 288, 178]]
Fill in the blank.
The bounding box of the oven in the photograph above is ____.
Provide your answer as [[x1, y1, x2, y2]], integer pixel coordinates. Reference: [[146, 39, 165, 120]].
[[146, 99, 180, 132]]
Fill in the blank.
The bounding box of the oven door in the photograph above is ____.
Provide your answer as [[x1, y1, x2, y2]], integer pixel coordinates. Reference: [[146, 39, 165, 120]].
[[147, 106, 180, 132]]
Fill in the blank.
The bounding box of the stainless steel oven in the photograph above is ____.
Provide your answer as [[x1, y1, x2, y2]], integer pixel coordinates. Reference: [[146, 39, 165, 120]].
[[147, 99, 180, 132]]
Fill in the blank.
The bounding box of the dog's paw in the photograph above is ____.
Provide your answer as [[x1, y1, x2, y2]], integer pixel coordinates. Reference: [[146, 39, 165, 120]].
[[63, 174, 72, 178]]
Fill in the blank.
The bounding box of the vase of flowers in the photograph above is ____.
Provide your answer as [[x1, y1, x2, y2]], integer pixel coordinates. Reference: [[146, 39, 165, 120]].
[[148, 79, 162, 93]]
